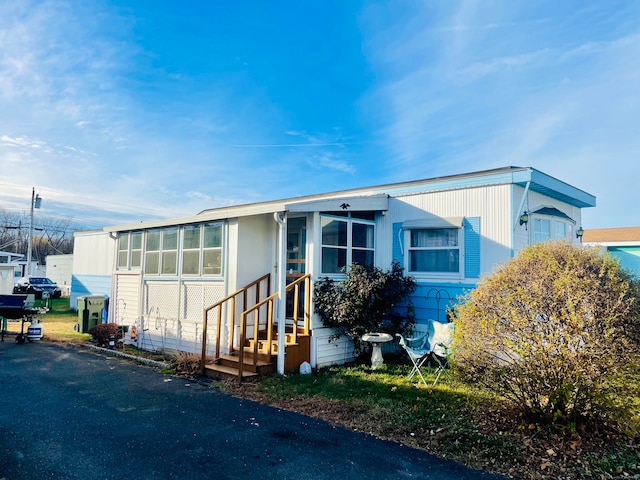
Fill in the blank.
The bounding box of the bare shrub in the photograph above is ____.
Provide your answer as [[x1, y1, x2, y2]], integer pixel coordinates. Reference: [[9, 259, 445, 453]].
[[175, 351, 211, 376], [453, 241, 640, 432]]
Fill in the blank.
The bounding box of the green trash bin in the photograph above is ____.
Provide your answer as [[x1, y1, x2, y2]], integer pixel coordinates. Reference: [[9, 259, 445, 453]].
[[77, 295, 106, 333]]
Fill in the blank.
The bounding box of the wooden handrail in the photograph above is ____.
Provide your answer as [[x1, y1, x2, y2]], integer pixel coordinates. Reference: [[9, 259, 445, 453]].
[[236, 274, 311, 380], [200, 273, 270, 375]]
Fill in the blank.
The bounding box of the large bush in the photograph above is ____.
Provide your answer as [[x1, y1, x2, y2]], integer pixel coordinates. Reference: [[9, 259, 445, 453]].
[[453, 241, 640, 431], [313, 262, 416, 354]]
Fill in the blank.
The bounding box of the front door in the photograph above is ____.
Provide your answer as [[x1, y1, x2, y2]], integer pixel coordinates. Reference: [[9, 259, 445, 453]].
[[286, 217, 307, 318]]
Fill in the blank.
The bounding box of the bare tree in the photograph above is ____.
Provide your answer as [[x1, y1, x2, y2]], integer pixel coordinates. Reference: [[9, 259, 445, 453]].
[[0, 208, 78, 265]]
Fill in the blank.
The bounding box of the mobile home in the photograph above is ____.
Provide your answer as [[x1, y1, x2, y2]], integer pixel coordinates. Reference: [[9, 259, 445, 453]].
[[79, 166, 595, 376]]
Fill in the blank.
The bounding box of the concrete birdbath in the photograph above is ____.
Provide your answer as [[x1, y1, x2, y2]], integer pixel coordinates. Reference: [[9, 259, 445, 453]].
[[361, 332, 393, 369]]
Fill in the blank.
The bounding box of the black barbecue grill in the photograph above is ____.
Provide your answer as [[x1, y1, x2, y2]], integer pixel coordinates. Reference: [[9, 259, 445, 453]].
[[0, 294, 39, 343]]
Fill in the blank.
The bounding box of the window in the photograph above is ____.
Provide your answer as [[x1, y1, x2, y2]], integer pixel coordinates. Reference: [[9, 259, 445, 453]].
[[117, 234, 129, 269], [533, 218, 572, 243], [182, 225, 200, 275], [134, 223, 223, 277], [144, 230, 160, 275], [408, 228, 460, 274], [161, 228, 178, 275], [203, 224, 222, 276], [131, 232, 142, 268], [321, 212, 375, 274], [117, 232, 142, 270], [180, 224, 222, 276]]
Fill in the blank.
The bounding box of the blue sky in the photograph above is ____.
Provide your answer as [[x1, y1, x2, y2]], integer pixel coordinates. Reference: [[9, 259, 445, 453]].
[[1, 1, 639, 230]]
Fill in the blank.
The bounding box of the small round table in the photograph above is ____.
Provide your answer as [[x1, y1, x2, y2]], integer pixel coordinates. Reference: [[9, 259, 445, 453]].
[[361, 332, 393, 369]]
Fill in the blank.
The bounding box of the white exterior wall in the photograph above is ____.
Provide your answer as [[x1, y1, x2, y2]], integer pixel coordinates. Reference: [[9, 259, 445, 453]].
[[234, 215, 275, 289], [72, 231, 115, 274], [46, 254, 73, 296], [113, 273, 141, 327], [312, 327, 356, 368], [71, 231, 116, 307], [378, 184, 513, 280], [0, 265, 15, 294], [312, 185, 514, 368]]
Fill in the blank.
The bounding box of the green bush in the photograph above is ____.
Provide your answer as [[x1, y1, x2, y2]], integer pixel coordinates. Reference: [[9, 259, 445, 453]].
[[313, 262, 416, 354], [453, 241, 640, 432], [88, 323, 120, 348]]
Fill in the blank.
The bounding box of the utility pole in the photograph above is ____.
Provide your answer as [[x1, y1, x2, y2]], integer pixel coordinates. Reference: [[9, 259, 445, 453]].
[[25, 188, 42, 277]]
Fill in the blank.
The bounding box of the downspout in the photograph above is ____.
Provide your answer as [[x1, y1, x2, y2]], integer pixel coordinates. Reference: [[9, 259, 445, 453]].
[[107, 231, 117, 325], [273, 211, 287, 375]]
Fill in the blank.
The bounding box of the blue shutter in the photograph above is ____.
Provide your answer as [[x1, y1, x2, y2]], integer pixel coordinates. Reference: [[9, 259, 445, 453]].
[[392, 222, 404, 265], [464, 217, 480, 278]]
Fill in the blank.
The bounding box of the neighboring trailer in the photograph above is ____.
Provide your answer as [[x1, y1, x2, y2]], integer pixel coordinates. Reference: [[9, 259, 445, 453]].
[[583, 226, 640, 276], [45, 254, 73, 297], [70, 230, 115, 310]]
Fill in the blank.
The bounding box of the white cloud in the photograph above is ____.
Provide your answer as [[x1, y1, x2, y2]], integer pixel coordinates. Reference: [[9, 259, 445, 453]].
[[358, 2, 640, 226]]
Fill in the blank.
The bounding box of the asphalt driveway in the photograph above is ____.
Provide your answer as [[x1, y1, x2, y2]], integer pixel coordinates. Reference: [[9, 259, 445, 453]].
[[0, 341, 508, 480]]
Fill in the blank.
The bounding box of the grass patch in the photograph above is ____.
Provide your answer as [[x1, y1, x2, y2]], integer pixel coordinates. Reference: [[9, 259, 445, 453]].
[[4, 298, 88, 344], [3, 297, 89, 343], [40, 297, 89, 344], [6, 298, 638, 479], [220, 363, 640, 479]]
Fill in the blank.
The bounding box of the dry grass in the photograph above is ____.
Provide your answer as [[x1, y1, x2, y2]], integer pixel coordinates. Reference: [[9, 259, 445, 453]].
[[3, 297, 89, 344]]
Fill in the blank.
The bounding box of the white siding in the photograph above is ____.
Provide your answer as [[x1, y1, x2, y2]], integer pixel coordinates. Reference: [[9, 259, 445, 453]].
[[45, 254, 73, 295], [312, 327, 355, 368], [235, 215, 275, 288], [71, 232, 116, 307], [0, 266, 14, 294], [72, 231, 115, 275], [113, 273, 141, 327], [379, 184, 512, 280]]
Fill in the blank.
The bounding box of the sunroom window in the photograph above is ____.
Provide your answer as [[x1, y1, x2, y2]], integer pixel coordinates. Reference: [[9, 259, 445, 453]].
[[321, 212, 375, 274], [161, 228, 178, 275], [144, 230, 160, 275], [117, 234, 129, 269], [117, 232, 143, 270], [181, 223, 222, 276], [136, 223, 224, 277], [131, 232, 142, 268], [202, 224, 222, 276], [182, 225, 200, 275]]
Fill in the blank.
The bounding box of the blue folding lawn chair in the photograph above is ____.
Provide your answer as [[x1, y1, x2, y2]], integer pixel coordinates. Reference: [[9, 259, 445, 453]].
[[396, 319, 454, 387]]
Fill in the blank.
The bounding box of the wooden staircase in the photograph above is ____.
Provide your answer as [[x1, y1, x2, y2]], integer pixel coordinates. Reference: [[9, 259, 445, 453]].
[[203, 331, 311, 380], [201, 274, 311, 381]]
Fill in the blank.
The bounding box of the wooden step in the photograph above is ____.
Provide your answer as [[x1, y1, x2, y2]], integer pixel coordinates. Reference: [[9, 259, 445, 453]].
[[218, 353, 275, 376], [246, 339, 299, 354], [253, 329, 308, 341], [203, 363, 259, 380]]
